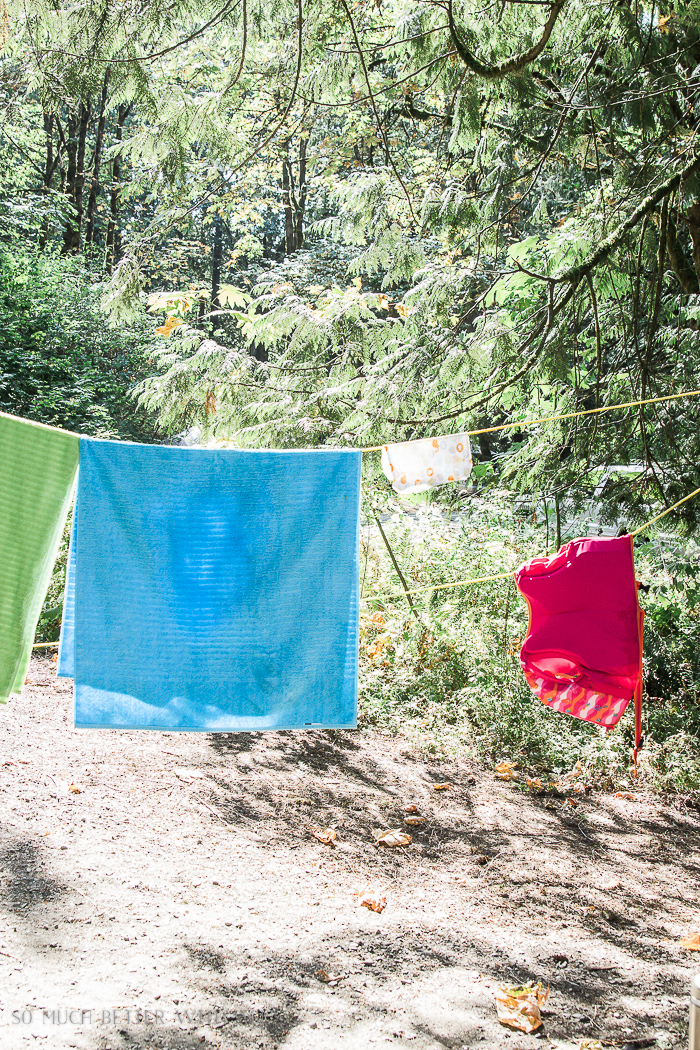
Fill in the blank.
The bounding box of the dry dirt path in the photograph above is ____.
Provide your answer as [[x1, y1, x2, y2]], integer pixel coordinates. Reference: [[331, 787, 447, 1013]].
[[1, 657, 698, 1050]]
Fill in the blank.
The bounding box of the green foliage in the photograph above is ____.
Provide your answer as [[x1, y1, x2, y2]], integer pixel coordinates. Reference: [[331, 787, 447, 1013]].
[[359, 495, 700, 793], [0, 247, 156, 439]]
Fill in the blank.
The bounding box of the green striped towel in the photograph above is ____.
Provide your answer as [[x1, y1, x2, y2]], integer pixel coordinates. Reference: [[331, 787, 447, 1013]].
[[0, 413, 78, 701]]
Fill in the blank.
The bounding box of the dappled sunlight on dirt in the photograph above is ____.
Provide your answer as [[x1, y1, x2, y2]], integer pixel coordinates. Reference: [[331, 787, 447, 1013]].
[[0, 657, 695, 1049]]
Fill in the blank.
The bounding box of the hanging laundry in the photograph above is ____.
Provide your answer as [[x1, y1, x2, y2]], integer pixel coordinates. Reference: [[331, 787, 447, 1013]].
[[380, 433, 473, 493], [58, 439, 361, 731], [515, 535, 643, 749], [0, 413, 78, 702]]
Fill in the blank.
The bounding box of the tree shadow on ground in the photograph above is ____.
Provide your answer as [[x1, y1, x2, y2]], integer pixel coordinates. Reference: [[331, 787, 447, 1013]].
[[0, 835, 67, 913]]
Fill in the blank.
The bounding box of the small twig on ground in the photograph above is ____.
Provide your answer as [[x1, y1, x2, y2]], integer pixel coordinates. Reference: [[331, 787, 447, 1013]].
[[194, 796, 230, 824]]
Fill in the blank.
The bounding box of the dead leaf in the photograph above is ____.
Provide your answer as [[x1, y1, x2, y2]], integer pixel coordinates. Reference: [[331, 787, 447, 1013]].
[[615, 791, 638, 801], [495, 761, 518, 781], [175, 769, 205, 784], [68, 783, 81, 794], [682, 932, 700, 950], [526, 777, 543, 790], [311, 827, 337, 846], [155, 316, 183, 337], [432, 783, 451, 791], [375, 829, 411, 847], [402, 803, 419, 813], [404, 816, 426, 826], [494, 983, 549, 1034], [318, 969, 346, 985], [360, 894, 387, 913]]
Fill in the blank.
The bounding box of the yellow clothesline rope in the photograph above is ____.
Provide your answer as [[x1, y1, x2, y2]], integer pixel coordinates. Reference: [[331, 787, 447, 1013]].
[[0, 409, 82, 439], [5, 388, 700, 452], [629, 485, 700, 537], [362, 484, 700, 604], [31, 488, 700, 637], [360, 389, 700, 452]]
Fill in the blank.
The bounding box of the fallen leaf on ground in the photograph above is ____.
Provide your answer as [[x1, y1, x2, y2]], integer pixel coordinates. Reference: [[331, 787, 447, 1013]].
[[494, 983, 549, 1033], [495, 761, 517, 781], [682, 932, 700, 950], [615, 791, 638, 801], [375, 829, 411, 847], [317, 969, 346, 985], [68, 783, 81, 794], [311, 827, 337, 846], [402, 803, 419, 813], [175, 770, 205, 784], [526, 777, 543, 790], [404, 816, 426, 826], [432, 783, 451, 791], [360, 893, 387, 913]]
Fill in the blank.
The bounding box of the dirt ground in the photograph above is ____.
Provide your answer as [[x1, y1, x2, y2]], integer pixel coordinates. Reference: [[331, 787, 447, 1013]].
[[1, 657, 698, 1050]]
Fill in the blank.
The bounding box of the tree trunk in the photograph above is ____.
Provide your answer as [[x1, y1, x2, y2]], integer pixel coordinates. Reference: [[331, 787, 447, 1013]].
[[211, 214, 223, 312], [61, 110, 79, 252], [106, 102, 131, 273], [282, 138, 308, 255], [39, 110, 61, 249], [282, 142, 296, 255], [667, 209, 699, 293], [295, 136, 307, 249], [554, 491, 562, 550], [85, 69, 111, 248], [62, 101, 91, 253], [683, 201, 700, 287]]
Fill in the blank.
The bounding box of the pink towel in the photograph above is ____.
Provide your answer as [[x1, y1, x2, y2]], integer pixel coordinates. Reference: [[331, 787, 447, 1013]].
[[515, 535, 643, 758]]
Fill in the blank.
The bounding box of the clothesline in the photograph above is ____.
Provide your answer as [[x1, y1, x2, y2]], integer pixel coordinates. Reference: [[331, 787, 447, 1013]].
[[6, 387, 700, 453], [360, 389, 700, 451], [32, 481, 700, 644], [360, 483, 700, 604], [12, 390, 700, 647]]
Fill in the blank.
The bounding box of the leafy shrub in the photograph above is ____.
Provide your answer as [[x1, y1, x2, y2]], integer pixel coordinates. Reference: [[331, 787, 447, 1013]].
[[359, 493, 700, 792], [0, 247, 156, 439]]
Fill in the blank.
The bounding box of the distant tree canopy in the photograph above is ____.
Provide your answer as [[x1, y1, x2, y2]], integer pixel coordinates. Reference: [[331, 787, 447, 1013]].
[[3, 0, 700, 526]]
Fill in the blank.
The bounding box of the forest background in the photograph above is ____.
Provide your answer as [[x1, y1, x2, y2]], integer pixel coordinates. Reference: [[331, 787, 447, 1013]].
[[3, 0, 700, 790]]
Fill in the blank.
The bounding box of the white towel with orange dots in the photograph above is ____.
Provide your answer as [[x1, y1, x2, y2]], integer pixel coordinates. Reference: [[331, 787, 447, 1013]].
[[380, 433, 473, 493]]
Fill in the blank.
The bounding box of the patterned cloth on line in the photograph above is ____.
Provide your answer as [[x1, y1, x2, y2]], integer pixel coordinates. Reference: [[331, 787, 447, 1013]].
[[58, 439, 361, 731], [0, 413, 78, 702], [514, 535, 643, 743], [380, 433, 473, 493]]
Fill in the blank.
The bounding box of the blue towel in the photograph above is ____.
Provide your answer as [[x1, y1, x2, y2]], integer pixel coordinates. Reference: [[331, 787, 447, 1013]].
[[58, 439, 361, 731]]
